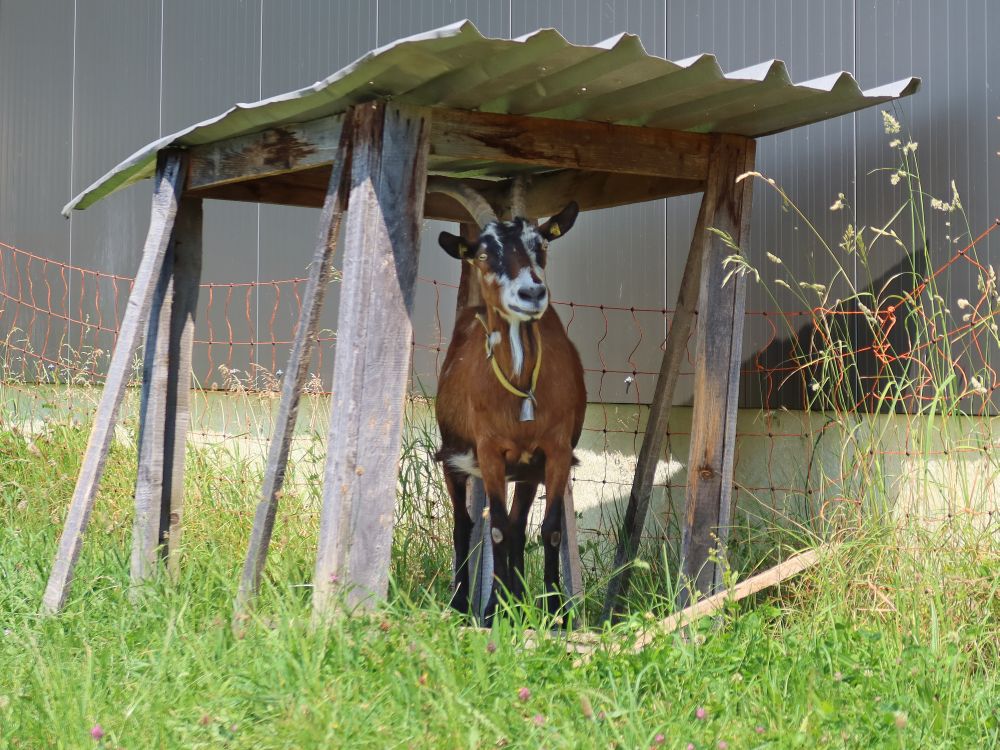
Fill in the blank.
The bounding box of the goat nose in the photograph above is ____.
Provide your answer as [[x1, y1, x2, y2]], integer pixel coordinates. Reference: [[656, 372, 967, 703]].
[[518, 284, 547, 303]]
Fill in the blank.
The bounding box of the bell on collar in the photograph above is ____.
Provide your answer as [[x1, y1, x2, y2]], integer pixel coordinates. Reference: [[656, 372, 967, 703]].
[[520, 397, 535, 422]]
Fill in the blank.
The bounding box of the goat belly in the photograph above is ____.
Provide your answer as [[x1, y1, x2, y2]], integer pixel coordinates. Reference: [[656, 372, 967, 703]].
[[436, 445, 548, 483]]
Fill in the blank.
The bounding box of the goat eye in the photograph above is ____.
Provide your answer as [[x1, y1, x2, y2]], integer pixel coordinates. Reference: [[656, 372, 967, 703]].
[[477, 252, 488, 261]]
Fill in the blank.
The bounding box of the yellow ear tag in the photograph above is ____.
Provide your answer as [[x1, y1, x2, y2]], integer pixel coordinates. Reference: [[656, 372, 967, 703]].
[[549, 224, 561, 237]]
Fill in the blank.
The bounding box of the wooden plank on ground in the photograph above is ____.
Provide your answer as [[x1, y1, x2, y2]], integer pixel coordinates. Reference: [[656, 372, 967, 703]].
[[233, 121, 352, 621], [600, 161, 721, 622], [41, 150, 187, 615], [494, 546, 822, 660], [312, 102, 431, 617], [679, 134, 756, 607]]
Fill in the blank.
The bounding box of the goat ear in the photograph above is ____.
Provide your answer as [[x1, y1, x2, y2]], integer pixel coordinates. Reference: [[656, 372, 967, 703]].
[[538, 201, 579, 241], [438, 231, 471, 260]]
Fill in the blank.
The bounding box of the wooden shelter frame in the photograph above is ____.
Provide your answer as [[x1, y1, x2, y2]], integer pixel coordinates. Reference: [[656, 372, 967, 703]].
[[41, 99, 755, 624]]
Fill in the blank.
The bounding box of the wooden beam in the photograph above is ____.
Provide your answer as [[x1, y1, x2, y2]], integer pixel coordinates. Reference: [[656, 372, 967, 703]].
[[428, 108, 710, 180], [41, 150, 187, 615], [233, 120, 352, 623], [186, 116, 344, 191], [312, 102, 431, 617], [190, 165, 701, 220], [185, 107, 711, 196], [601, 163, 718, 622], [679, 134, 756, 608], [131, 197, 202, 587]]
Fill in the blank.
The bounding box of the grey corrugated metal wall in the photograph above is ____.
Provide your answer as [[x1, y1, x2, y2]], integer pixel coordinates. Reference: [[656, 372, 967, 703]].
[[2, 0, 998, 406]]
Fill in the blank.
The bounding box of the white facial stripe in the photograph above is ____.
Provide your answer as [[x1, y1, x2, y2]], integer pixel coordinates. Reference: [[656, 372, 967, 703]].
[[520, 224, 537, 249], [519, 224, 544, 274]]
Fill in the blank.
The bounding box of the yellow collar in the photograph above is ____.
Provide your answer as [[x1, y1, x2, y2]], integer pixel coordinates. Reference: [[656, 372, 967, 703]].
[[475, 313, 543, 405]]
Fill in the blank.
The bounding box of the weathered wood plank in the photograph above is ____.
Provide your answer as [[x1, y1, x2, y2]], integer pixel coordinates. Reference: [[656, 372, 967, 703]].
[[560, 480, 585, 611], [429, 108, 710, 180], [185, 108, 711, 196], [312, 102, 431, 617], [131, 198, 203, 587], [467, 480, 492, 622], [131, 248, 174, 586], [678, 134, 756, 608], [233, 121, 352, 622], [601, 164, 720, 622], [186, 116, 344, 191], [191, 166, 702, 221], [164, 199, 203, 579], [41, 150, 187, 615], [451, 222, 494, 624]]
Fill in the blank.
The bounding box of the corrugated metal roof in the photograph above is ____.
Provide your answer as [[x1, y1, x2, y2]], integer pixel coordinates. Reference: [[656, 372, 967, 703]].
[[64, 19, 919, 215]]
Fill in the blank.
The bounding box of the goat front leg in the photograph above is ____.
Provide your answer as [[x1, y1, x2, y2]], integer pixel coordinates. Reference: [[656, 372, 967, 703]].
[[442, 466, 472, 614], [477, 448, 511, 625], [508, 482, 537, 603], [541, 450, 572, 618]]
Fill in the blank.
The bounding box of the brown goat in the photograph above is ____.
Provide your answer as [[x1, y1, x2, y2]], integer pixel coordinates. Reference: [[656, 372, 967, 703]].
[[429, 179, 586, 620]]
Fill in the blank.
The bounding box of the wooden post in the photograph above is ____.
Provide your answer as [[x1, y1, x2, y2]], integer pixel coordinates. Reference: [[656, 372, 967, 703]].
[[41, 150, 187, 615], [560, 480, 585, 611], [453, 223, 494, 623], [678, 134, 756, 607], [312, 102, 430, 616], [163, 200, 202, 578], [233, 122, 353, 621], [601, 175, 715, 622], [131, 197, 202, 585]]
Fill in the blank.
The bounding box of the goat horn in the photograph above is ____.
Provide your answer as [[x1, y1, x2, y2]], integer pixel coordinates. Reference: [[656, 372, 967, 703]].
[[426, 177, 498, 228], [508, 174, 528, 220]]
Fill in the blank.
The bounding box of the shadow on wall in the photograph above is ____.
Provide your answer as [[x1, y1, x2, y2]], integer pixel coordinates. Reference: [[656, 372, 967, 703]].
[[741, 250, 929, 413], [565, 250, 933, 570]]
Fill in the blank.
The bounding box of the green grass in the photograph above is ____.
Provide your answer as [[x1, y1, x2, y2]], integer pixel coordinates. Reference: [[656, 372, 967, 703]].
[[0, 420, 996, 749]]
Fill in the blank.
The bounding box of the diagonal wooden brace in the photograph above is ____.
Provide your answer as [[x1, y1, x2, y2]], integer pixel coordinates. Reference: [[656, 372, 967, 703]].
[[41, 150, 188, 615], [232, 119, 353, 622]]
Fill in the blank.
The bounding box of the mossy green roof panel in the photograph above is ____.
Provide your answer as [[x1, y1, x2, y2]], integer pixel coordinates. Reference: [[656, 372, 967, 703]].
[[64, 20, 919, 214]]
